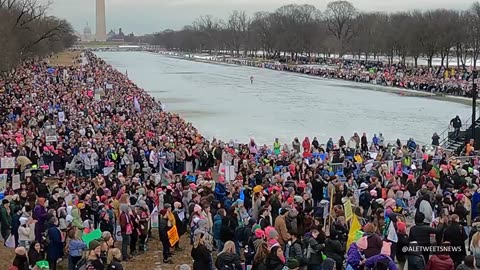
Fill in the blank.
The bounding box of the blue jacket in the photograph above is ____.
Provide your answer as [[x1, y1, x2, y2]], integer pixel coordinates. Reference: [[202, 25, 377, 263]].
[[396, 198, 407, 210], [365, 254, 397, 270], [213, 214, 222, 240], [69, 239, 86, 257], [215, 183, 227, 202], [473, 192, 480, 220], [47, 225, 64, 261], [224, 198, 233, 211], [346, 243, 363, 270]]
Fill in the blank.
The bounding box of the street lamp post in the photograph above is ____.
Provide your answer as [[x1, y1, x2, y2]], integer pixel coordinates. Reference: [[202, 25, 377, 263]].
[[473, 70, 478, 141]]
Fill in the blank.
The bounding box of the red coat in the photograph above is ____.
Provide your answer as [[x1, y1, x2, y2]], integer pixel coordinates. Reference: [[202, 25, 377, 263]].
[[302, 139, 310, 150], [426, 254, 454, 270]]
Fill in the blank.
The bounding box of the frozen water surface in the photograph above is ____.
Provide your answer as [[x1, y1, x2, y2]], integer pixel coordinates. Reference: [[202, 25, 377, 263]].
[[96, 51, 472, 145]]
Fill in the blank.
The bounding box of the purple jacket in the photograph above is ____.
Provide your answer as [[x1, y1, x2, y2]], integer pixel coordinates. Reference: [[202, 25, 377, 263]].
[[365, 254, 397, 270], [33, 205, 47, 242], [346, 243, 363, 270]]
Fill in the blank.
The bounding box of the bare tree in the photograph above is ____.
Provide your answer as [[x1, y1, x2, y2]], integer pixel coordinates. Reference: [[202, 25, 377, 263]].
[[324, 0, 357, 57], [0, 0, 75, 73], [467, 2, 480, 69]]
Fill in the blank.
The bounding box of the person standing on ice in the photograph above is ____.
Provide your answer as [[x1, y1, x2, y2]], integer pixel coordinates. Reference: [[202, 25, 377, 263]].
[[250, 76, 254, 84]]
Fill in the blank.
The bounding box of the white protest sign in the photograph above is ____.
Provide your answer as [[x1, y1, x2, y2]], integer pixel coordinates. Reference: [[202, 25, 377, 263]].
[[44, 125, 58, 142], [115, 225, 122, 242], [1, 157, 15, 169], [151, 206, 159, 228], [58, 112, 65, 122], [0, 174, 7, 199], [12, 175, 21, 190], [102, 167, 114, 176]]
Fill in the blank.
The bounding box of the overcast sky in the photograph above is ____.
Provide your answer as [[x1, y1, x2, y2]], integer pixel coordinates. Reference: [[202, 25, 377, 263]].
[[44, 0, 473, 35]]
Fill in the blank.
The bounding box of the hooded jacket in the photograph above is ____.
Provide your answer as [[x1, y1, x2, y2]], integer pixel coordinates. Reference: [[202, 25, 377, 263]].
[[426, 254, 454, 270], [346, 243, 363, 270], [302, 234, 325, 265], [365, 254, 397, 270], [215, 252, 242, 270]]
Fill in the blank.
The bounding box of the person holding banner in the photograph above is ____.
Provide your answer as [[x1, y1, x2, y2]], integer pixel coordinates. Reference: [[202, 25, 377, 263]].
[[159, 208, 173, 264]]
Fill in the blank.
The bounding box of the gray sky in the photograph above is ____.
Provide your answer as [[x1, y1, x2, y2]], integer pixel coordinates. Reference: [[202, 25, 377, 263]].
[[45, 0, 472, 35]]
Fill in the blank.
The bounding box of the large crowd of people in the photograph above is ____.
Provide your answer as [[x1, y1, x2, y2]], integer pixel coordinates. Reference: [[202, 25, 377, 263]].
[[209, 56, 478, 98], [2, 50, 480, 270]]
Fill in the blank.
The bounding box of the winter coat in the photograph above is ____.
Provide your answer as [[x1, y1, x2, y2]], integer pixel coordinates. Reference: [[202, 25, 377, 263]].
[[214, 183, 227, 203], [18, 225, 33, 242], [33, 205, 47, 242], [396, 233, 409, 262], [419, 200, 433, 224], [303, 235, 325, 265], [409, 223, 444, 246], [266, 253, 284, 270], [46, 225, 64, 262], [364, 233, 383, 258], [426, 254, 454, 270], [215, 252, 242, 270], [407, 252, 426, 270], [107, 258, 124, 270], [69, 239, 87, 257], [191, 244, 212, 270], [274, 215, 291, 245], [346, 243, 363, 270], [324, 239, 345, 270], [158, 216, 169, 242], [288, 239, 304, 265], [71, 208, 84, 231], [252, 259, 267, 270], [213, 214, 222, 240], [443, 222, 467, 259], [456, 264, 474, 270], [12, 254, 29, 270], [365, 254, 397, 270]]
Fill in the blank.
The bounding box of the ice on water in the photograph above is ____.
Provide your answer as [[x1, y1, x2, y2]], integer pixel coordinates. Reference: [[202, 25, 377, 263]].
[[96, 51, 471, 145]]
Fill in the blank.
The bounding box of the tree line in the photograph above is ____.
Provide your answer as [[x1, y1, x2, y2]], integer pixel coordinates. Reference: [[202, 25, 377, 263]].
[[0, 0, 77, 74], [143, 1, 480, 68]]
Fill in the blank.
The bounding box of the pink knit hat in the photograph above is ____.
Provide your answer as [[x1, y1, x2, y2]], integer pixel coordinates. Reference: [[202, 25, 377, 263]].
[[381, 241, 392, 256], [255, 229, 265, 239], [356, 236, 368, 250]]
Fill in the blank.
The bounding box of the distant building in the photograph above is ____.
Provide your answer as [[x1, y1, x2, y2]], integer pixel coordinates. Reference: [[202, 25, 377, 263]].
[[107, 29, 115, 40], [83, 23, 93, 41], [107, 27, 126, 42]]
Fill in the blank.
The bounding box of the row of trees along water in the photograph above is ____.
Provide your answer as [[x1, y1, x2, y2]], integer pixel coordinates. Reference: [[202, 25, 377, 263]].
[[143, 1, 480, 68], [0, 0, 76, 74]]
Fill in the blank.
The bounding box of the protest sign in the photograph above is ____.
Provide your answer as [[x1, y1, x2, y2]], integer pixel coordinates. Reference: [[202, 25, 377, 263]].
[[167, 226, 179, 246], [58, 112, 65, 122], [12, 175, 21, 190], [82, 229, 102, 246], [151, 206, 159, 228], [44, 125, 57, 142], [0, 174, 6, 199], [1, 157, 15, 169], [344, 200, 353, 221]]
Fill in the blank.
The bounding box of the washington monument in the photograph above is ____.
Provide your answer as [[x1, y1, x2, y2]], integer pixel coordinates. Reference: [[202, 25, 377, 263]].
[[95, 0, 107, 41]]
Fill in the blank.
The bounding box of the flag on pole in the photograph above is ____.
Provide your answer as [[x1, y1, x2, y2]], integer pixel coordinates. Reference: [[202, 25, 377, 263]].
[[386, 220, 398, 243], [347, 214, 362, 249], [133, 96, 141, 112]]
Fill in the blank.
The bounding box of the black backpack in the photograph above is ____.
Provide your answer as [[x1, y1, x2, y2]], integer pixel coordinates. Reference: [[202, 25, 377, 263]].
[[373, 258, 390, 270], [74, 258, 90, 270]]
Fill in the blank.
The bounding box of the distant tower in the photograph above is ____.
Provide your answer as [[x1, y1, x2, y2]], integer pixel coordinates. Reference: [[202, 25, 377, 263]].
[[95, 0, 107, 41]]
